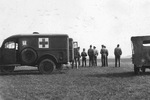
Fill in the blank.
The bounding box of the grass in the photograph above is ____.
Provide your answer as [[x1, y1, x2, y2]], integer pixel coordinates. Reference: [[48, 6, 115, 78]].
[[0, 58, 150, 100]]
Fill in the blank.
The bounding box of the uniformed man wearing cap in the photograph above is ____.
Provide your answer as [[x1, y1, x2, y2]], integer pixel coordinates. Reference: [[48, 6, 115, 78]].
[[100, 45, 107, 67], [93, 46, 98, 66], [114, 44, 122, 67], [81, 48, 87, 67], [88, 45, 94, 67], [104, 46, 108, 66]]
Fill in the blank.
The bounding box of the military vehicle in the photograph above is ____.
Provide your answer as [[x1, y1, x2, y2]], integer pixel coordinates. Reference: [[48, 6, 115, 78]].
[[131, 36, 150, 74], [69, 38, 74, 63], [0, 32, 72, 74]]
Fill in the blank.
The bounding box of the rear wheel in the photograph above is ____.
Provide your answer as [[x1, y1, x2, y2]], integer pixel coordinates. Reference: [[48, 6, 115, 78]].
[[134, 65, 140, 75], [141, 67, 146, 73], [1, 66, 15, 73], [38, 59, 56, 74]]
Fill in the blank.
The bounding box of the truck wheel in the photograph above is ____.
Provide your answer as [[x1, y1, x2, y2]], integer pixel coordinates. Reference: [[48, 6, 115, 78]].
[[141, 67, 146, 73], [134, 65, 139, 74], [38, 59, 56, 74], [1, 66, 15, 73], [21, 48, 37, 64]]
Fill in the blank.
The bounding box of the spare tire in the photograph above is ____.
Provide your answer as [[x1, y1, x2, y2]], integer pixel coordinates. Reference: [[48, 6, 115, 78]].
[[21, 48, 37, 64]]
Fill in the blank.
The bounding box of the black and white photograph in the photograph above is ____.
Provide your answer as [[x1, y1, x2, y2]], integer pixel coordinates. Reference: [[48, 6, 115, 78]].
[[0, 0, 150, 100]]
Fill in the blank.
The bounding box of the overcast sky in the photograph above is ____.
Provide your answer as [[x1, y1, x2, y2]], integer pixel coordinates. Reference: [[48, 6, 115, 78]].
[[0, 0, 150, 57]]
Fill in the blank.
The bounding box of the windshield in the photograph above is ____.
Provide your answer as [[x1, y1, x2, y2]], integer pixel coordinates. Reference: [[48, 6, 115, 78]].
[[5, 41, 15, 49], [131, 41, 134, 54], [143, 40, 150, 46], [73, 42, 78, 48]]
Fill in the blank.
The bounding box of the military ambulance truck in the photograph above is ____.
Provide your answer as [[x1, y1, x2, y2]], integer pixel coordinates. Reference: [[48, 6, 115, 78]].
[[0, 33, 71, 74], [131, 36, 150, 74], [69, 38, 74, 63]]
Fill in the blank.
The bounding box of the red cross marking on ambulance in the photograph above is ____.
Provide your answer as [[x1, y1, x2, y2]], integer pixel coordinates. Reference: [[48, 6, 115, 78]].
[[39, 38, 48, 47], [39, 38, 49, 48]]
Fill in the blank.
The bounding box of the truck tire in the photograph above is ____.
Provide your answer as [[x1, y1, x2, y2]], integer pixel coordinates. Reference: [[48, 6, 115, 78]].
[[134, 65, 139, 75], [1, 66, 15, 73], [38, 59, 56, 74], [21, 48, 37, 64], [141, 67, 146, 73]]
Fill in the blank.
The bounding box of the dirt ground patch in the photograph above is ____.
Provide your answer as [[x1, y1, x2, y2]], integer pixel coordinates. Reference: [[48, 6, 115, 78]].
[[0, 58, 150, 100]]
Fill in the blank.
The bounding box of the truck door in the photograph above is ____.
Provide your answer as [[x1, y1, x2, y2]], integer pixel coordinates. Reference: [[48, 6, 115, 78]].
[[2, 41, 17, 64]]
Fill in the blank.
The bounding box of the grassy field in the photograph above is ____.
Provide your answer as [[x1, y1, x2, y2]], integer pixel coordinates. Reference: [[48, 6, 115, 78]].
[[0, 58, 150, 100]]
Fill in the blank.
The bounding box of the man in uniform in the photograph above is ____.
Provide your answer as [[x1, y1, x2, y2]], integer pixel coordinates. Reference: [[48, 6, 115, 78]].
[[114, 44, 122, 67], [93, 46, 98, 66], [88, 45, 94, 67], [104, 46, 108, 66], [100, 45, 107, 67], [74, 47, 80, 69], [81, 48, 87, 67]]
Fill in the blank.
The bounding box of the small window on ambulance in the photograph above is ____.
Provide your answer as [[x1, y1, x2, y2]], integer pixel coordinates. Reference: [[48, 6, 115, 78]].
[[5, 41, 15, 49], [131, 42, 134, 54], [143, 40, 150, 46], [73, 42, 78, 48]]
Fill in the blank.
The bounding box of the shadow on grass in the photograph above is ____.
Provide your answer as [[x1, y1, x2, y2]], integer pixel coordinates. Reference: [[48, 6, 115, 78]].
[[0, 69, 66, 76], [86, 71, 150, 78]]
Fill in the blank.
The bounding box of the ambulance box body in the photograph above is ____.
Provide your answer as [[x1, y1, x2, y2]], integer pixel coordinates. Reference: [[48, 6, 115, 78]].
[[0, 33, 69, 74]]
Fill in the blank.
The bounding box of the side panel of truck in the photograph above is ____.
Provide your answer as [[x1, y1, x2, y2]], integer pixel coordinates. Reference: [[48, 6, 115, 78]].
[[69, 38, 74, 62], [18, 35, 69, 65]]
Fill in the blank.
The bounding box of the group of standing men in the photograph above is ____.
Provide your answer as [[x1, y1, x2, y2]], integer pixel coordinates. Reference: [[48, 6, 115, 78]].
[[73, 44, 122, 68], [87, 45, 98, 67], [87, 45, 109, 67]]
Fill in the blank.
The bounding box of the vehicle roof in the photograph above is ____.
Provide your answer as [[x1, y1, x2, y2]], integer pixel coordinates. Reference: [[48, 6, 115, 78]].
[[5, 33, 69, 40], [131, 35, 150, 41]]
